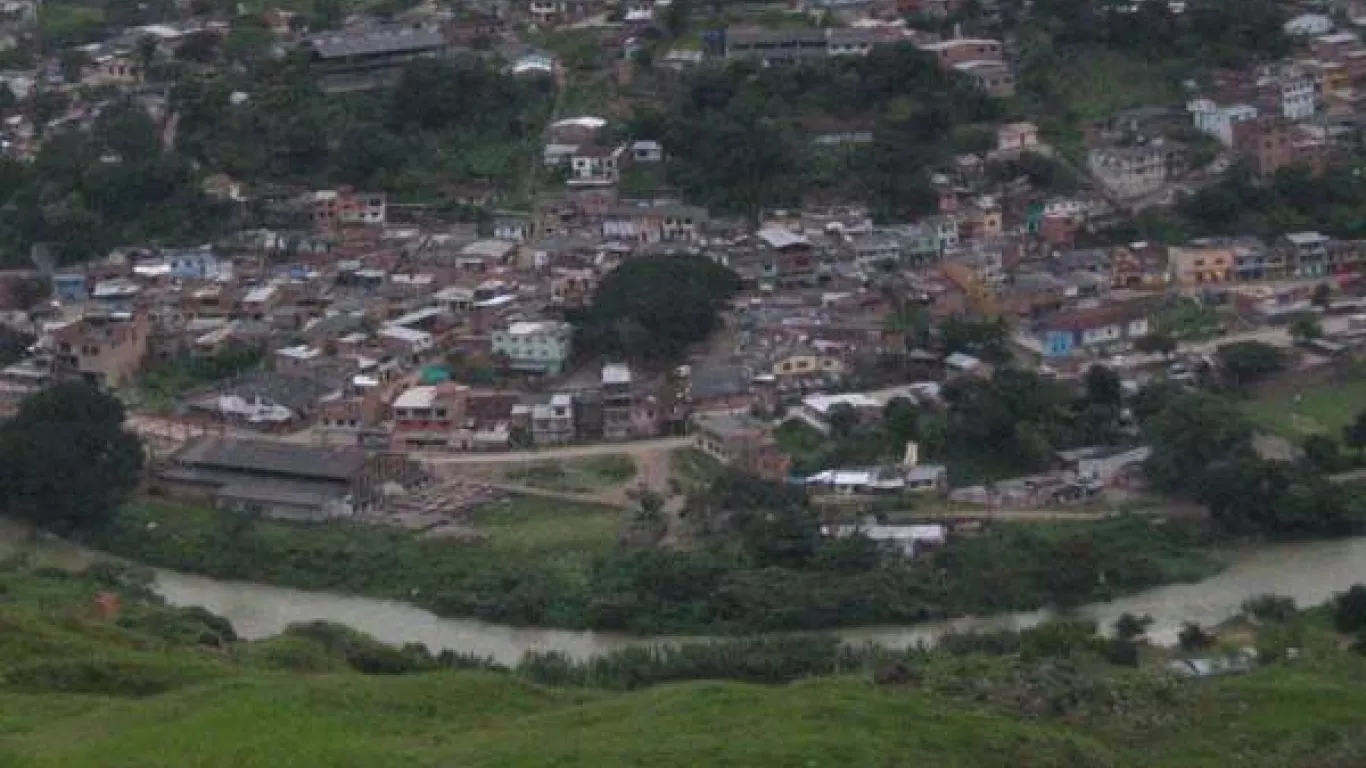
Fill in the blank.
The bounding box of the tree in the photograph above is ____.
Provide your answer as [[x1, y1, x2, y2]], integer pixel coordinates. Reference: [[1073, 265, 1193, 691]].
[[1113, 612, 1153, 642], [1334, 585, 1366, 634], [1143, 391, 1255, 495], [882, 397, 920, 449], [826, 403, 858, 438], [59, 48, 89, 84], [937, 314, 1008, 362], [1289, 314, 1323, 344], [1216, 340, 1284, 388], [1303, 433, 1343, 473], [569, 254, 741, 364], [1312, 282, 1333, 309], [1241, 594, 1296, 623], [1178, 622, 1214, 651], [135, 35, 159, 82], [1344, 410, 1366, 458], [1083, 364, 1122, 410], [0, 382, 144, 530]]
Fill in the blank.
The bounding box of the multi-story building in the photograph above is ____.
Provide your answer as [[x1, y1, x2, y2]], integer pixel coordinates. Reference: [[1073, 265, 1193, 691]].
[[45, 310, 149, 389], [1187, 98, 1259, 147], [1279, 232, 1333, 278], [512, 393, 575, 445], [1036, 301, 1154, 358], [1168, 244, 1235, 286], [601, 202, 708, 244], [305, 27, 449, 91], [1087, 145, 1183, 201], [601, 363, 636, 442], [952, 60, 1015, 97], [390, 383, 468, 449], [723, 27, 898, 64], [692, 411, 791, 482], [491, 320, 573, 375], [313, 188, 386, 229], [568, 144, 627, 186], [917, 38, 1004, 68], [1232, 116, 1298, 177]]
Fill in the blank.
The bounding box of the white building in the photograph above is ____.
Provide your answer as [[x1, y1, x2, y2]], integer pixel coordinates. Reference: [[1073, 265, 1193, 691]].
[[1277, 73, 1317, 120], [821, 523, 947, 559], [1284, 13, 1333, 36], [1187, 99, 1259, 146], [491, 320, 573, 375]]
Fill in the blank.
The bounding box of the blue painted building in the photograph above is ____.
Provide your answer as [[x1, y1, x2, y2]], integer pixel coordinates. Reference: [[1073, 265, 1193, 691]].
[[164, 246, 219, 280], [52, 273, 87, 302]]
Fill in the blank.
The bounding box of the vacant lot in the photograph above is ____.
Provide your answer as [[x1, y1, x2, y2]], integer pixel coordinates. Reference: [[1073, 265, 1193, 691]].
[[1244, 378, 1366, 442], [504, 454, 638, 494]]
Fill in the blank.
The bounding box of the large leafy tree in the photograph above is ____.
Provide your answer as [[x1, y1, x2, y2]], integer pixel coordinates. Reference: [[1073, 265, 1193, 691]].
[[0, 382, 144, 530], [1143, 391, 1254, 496], [570, 254, 741, 364]]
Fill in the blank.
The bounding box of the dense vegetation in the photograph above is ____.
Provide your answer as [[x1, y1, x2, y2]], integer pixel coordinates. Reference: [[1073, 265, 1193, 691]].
[[1114, 165, 1366, 243], [173, 55, 553, 202], [0, 382, 143, 531], [629, 44, 1003, 221], [85, 486, 1216, 634], [567, 253, 742, 364], [0, 51, 552, 266], [1143, 389, 1365, 538], [782, 364, 1130, 483], [0, 101, 232, 266]]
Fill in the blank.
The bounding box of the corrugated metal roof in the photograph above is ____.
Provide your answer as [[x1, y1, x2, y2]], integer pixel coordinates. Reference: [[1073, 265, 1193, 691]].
[[308, 28, 445, 59]]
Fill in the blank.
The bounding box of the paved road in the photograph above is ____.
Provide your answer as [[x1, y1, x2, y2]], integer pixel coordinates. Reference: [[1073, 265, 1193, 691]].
[[413, 436, 694, 465]]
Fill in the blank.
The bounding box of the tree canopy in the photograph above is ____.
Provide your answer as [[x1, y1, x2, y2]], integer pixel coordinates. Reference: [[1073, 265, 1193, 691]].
[[569, 253, 741, 364], [632, 44, 1002, 222], [0, 382, 144, 530]]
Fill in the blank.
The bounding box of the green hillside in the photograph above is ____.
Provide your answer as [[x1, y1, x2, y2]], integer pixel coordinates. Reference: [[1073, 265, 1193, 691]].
[[3, 560, 1366, 767]]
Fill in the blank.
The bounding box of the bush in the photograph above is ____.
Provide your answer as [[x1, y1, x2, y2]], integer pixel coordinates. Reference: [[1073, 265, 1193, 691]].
[[1178, 623, 1215, 651], [1333, 585, 1366, 634], [3, 657, 224, 696], [1241, 594, 1297, 624], [235, 636, 348, 674], [283, 621, 437, 675]]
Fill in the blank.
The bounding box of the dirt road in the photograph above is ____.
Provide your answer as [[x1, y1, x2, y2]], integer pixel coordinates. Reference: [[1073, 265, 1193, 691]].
[[413, 436, 693, 465]]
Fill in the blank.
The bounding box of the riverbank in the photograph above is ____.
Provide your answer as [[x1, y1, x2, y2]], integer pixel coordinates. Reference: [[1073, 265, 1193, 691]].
[[6, 557, 1366, 767], [77, 498, 1221, 635]]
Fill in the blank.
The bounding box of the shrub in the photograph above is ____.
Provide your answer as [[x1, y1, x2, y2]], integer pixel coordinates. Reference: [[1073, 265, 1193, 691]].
[[1334, 585, 1366, 634], [3, 657, 224, 696], [1241, 594, 1297, 624], [1178, 623, 1215, 651]]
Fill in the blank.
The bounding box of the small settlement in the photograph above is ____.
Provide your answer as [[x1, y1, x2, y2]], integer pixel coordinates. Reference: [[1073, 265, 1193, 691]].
[[0, 0, 1364, 558]]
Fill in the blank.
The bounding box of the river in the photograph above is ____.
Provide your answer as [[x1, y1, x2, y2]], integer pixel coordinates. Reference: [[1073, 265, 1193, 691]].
[[3, 519, 1365, 665]]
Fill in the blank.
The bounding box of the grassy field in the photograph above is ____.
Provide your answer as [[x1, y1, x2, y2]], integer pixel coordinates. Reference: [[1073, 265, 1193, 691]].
[[1243, 378, 1366, 442], [7, 643, 1366, 767], [503, 454, 638, 494], [3, 560, 1366, 766], [85, 497, 624, 627]]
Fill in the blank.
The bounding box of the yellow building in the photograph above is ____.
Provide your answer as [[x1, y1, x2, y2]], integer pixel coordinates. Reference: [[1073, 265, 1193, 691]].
[[1168, 245, 1234, 286], [772, 353, 844, 379]]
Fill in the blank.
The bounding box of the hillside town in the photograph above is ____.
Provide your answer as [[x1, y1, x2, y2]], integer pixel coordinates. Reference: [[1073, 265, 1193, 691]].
[[0, 0, 1361, 535]]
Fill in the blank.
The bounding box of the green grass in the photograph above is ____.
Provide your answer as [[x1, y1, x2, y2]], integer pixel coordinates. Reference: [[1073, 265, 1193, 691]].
[[0, 672, 1117, 768], [84, 498, 625, 628], [1030, 48, 1184, 134], [503, 454, 637, 494], [8, 559, 1366, 766], [469, 493, 622, 551], [1244, 378, 1366, 441], [13, 659, 1366, 767], [669, 448, 723, 494]]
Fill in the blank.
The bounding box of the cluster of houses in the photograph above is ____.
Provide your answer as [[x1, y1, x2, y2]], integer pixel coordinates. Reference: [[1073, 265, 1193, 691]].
[[1084, 21, 1366, 206]]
